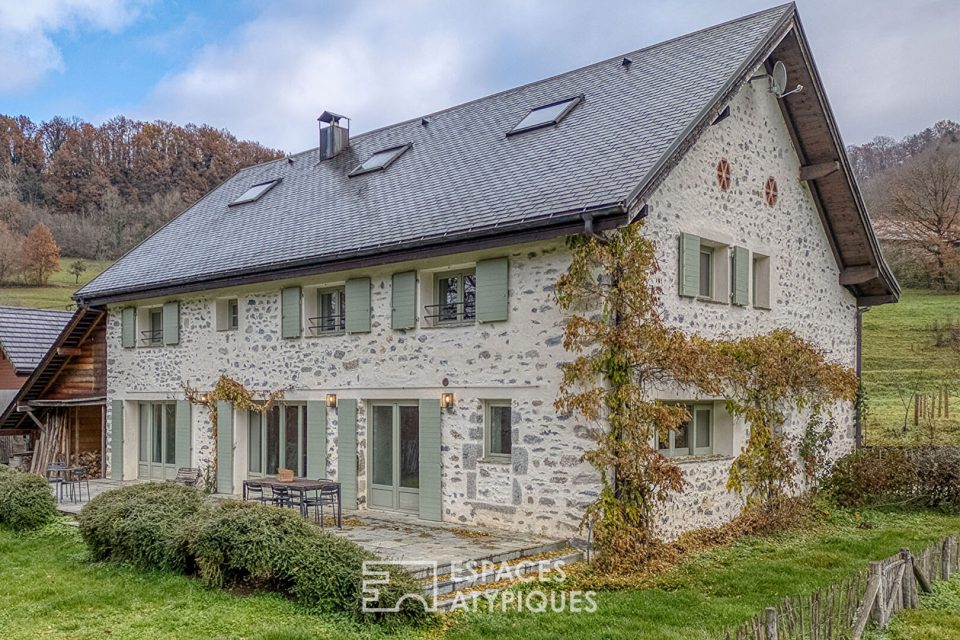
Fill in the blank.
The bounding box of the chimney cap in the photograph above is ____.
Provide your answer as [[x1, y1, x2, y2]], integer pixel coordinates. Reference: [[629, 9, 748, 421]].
[[318, 111, 349, 125]]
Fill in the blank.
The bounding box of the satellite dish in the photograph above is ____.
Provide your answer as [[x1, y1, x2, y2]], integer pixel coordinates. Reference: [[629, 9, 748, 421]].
[[771, 61, 788, 96]]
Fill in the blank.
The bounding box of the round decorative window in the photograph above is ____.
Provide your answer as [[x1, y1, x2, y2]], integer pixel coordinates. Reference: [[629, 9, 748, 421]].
[[716, 158, 731, 191], [764, 176, 778, 207]]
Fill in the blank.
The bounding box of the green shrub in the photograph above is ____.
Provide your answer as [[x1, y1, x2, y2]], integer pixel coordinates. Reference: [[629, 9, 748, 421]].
[[78, 482, 204, 572], [190, 501, 430, 625], [0, 468, 57, 530], [827, 446, 960, 510]]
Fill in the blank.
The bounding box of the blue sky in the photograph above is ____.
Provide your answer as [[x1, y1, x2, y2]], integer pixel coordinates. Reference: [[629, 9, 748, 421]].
[[1, 0, 957, 152]]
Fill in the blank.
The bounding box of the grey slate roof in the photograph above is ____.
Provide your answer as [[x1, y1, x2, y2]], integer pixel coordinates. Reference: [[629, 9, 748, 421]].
[[77, 4, 793, 302], [0, 307, 73, 374]]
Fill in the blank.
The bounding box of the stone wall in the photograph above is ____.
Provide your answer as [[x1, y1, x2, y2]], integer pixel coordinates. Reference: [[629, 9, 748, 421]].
[[104, 65, 859, 540]]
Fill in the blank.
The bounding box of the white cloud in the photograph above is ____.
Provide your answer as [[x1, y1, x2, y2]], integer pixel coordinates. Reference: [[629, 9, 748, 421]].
[[143, 0, 960, 150], [0, 0, 145, 92]]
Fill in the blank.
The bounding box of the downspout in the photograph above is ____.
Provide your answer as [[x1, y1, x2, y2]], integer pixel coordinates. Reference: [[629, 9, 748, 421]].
[[855, 306, 872, 448]]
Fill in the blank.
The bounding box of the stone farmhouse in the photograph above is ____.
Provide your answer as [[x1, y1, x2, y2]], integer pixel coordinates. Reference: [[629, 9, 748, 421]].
[[73, 4, 898, 538]]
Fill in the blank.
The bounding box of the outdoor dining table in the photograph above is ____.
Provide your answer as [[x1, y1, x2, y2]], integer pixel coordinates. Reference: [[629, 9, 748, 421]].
[[253, 478, 342, 528]]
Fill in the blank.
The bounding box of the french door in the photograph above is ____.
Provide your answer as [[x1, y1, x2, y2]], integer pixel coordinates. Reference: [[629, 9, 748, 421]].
[[248, 405, 307, 477], [369, 402, 420, 513], [138, 402, 177, 480]]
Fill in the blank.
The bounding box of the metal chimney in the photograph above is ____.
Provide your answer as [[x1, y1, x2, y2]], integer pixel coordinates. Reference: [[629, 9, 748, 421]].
[[318, 111, 349, 160]]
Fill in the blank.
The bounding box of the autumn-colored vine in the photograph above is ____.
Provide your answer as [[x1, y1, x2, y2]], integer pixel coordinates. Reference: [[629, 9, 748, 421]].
[[183, 375, 287, 490], [555, 222, 857, 569]]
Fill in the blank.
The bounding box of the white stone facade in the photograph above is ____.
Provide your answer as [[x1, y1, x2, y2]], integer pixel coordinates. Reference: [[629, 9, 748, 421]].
[[104, 74, 858, 540]]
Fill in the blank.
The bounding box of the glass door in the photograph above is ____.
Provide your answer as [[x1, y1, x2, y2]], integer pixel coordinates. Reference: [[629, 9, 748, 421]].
[[368, 402, 420, 513], [137, 402, 177, 480], [247, 405, 307, 478]]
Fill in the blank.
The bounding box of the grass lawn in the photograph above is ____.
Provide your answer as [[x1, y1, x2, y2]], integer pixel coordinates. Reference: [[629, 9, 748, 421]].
[[861, 288, 960, 446], [866, 575, 960, 640], [3, 508, 960, 640], [0, 258, 113, 310]]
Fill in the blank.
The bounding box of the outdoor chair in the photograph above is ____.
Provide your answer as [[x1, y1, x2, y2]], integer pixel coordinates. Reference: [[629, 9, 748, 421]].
[[242, 480, 268, 503], [300, 481, 341, 529], [269, 486, 294, 508], [168, 467, 201, 487]]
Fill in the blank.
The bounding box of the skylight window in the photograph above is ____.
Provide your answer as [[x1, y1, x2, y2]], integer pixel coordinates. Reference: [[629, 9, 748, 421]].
[[349, 144, 411, 177], [508, 96, 582, 135], [229, 179, 280, 206]]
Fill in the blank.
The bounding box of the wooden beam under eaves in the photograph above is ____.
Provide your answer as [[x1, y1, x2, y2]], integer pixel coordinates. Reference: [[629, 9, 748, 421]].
[[839, 265, 879, 286], [56, 346, 82, 357], [858, 294, 898, 306], [799, 160, 840, 181]]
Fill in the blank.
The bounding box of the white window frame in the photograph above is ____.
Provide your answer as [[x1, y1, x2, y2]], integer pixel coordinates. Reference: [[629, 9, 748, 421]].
[[431, 268, 477, 326], [483, 400, 513, 462], [136, 306, 163, 347], [657, 403, 713, 457], [215, 297, 240, 331], [753, 253, 772, 309]]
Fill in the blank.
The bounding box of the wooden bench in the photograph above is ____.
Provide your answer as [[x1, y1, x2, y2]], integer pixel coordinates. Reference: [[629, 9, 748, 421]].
[[167, 467, 201, 487]]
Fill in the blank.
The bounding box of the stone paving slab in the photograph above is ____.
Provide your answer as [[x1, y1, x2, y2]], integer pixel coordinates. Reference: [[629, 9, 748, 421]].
[[58, 480, 559, 566]]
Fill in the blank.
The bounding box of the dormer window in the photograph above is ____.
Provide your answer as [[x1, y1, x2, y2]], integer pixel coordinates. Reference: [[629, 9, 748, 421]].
[[229, 179, 280, 206], [508, 96, 582, 135], [349, 144, 410, 177]]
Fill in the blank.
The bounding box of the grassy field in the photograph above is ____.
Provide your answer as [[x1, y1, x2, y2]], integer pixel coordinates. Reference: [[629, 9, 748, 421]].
[[2, 508, 959, 640], [866, 575, 960, 640], [0, 258, 112, 310], [861, 288, 960, 446]]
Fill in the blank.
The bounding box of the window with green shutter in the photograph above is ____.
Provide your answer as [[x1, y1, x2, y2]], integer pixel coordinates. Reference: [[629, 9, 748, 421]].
[[731, 246, 750, 306], [678, 233, 701, 298], [163, 301, 180, 345], [431, 270, 475, 325], [338, 399, 358, 508], [111, 399, 124, 480], [281, 287, 302, 339], [121, 308, 136, 348], [391, 271, 417, 330], [345, 278, 371, 333], [476, 257, 509, 323]]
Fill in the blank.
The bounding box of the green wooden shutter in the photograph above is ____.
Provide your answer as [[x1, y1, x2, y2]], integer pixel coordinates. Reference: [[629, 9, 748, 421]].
[[476, 257, 509, 323], [391, 271, 417, 330], [163, 301, 180, 345], [337, 399, 358, 509], [281, 287, 302, 339], [678, 233, 701, 298], [306, 401, 327, 478], [732, 246, 750, 306], [418, 398, 442, 521], [110, 399, 123, 480], [216, 400, 234, 494], [121, 308, 135, 348], [345, 278, 371, 333], [175, 400, 191, 468]]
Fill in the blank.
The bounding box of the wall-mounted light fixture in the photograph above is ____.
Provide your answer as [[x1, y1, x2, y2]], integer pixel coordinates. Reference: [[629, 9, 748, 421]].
[[441, 392, 455, 410], [198, 393, 209, 403], [326, 393, 338, 409]]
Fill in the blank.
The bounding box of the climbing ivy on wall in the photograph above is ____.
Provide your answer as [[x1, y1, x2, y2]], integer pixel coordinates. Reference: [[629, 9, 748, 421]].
[[555, 221, 857, 569], [183, 375, 287, 490]]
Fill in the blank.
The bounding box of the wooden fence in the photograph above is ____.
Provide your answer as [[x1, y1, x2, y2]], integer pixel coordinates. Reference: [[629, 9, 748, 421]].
[[726, 535, 959, 640]]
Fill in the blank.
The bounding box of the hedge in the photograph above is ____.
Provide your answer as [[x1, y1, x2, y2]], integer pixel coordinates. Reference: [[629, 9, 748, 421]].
[[78, 482, 205, 572], [190, 501, 429, 625], [827, 446, 960, 510], [78, 486, 430, 626], [0, 466, 57, 530]]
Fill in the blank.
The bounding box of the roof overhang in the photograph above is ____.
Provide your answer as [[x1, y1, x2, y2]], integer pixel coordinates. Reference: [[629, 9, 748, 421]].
[[0, 308, 105, 431], [74, 204, 629, 306], [624, 4, 899, 306]]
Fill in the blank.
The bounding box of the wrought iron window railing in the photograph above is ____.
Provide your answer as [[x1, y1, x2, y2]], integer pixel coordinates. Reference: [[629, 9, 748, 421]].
[[309, 314, 346, 334], [140, 329, 163, 346], [424, 301, 476, 323]]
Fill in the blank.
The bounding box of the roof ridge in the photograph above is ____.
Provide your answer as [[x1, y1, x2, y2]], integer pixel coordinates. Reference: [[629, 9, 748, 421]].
[[335, 3, 795, 143]]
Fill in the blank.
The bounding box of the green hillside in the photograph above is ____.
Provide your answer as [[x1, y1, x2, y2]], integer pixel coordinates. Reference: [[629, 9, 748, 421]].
[[861, 288, 960, 445], [0, 258, 112, 310]]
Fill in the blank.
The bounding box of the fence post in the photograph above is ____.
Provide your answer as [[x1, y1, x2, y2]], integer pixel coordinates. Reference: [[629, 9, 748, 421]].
[[765, 607, 777, 640], [870, 561, 888, 627], [901, 549, 917, 609], [853, 562, 883, 639], [913, 551, 934, 594], [942, 537, 952, 581]]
